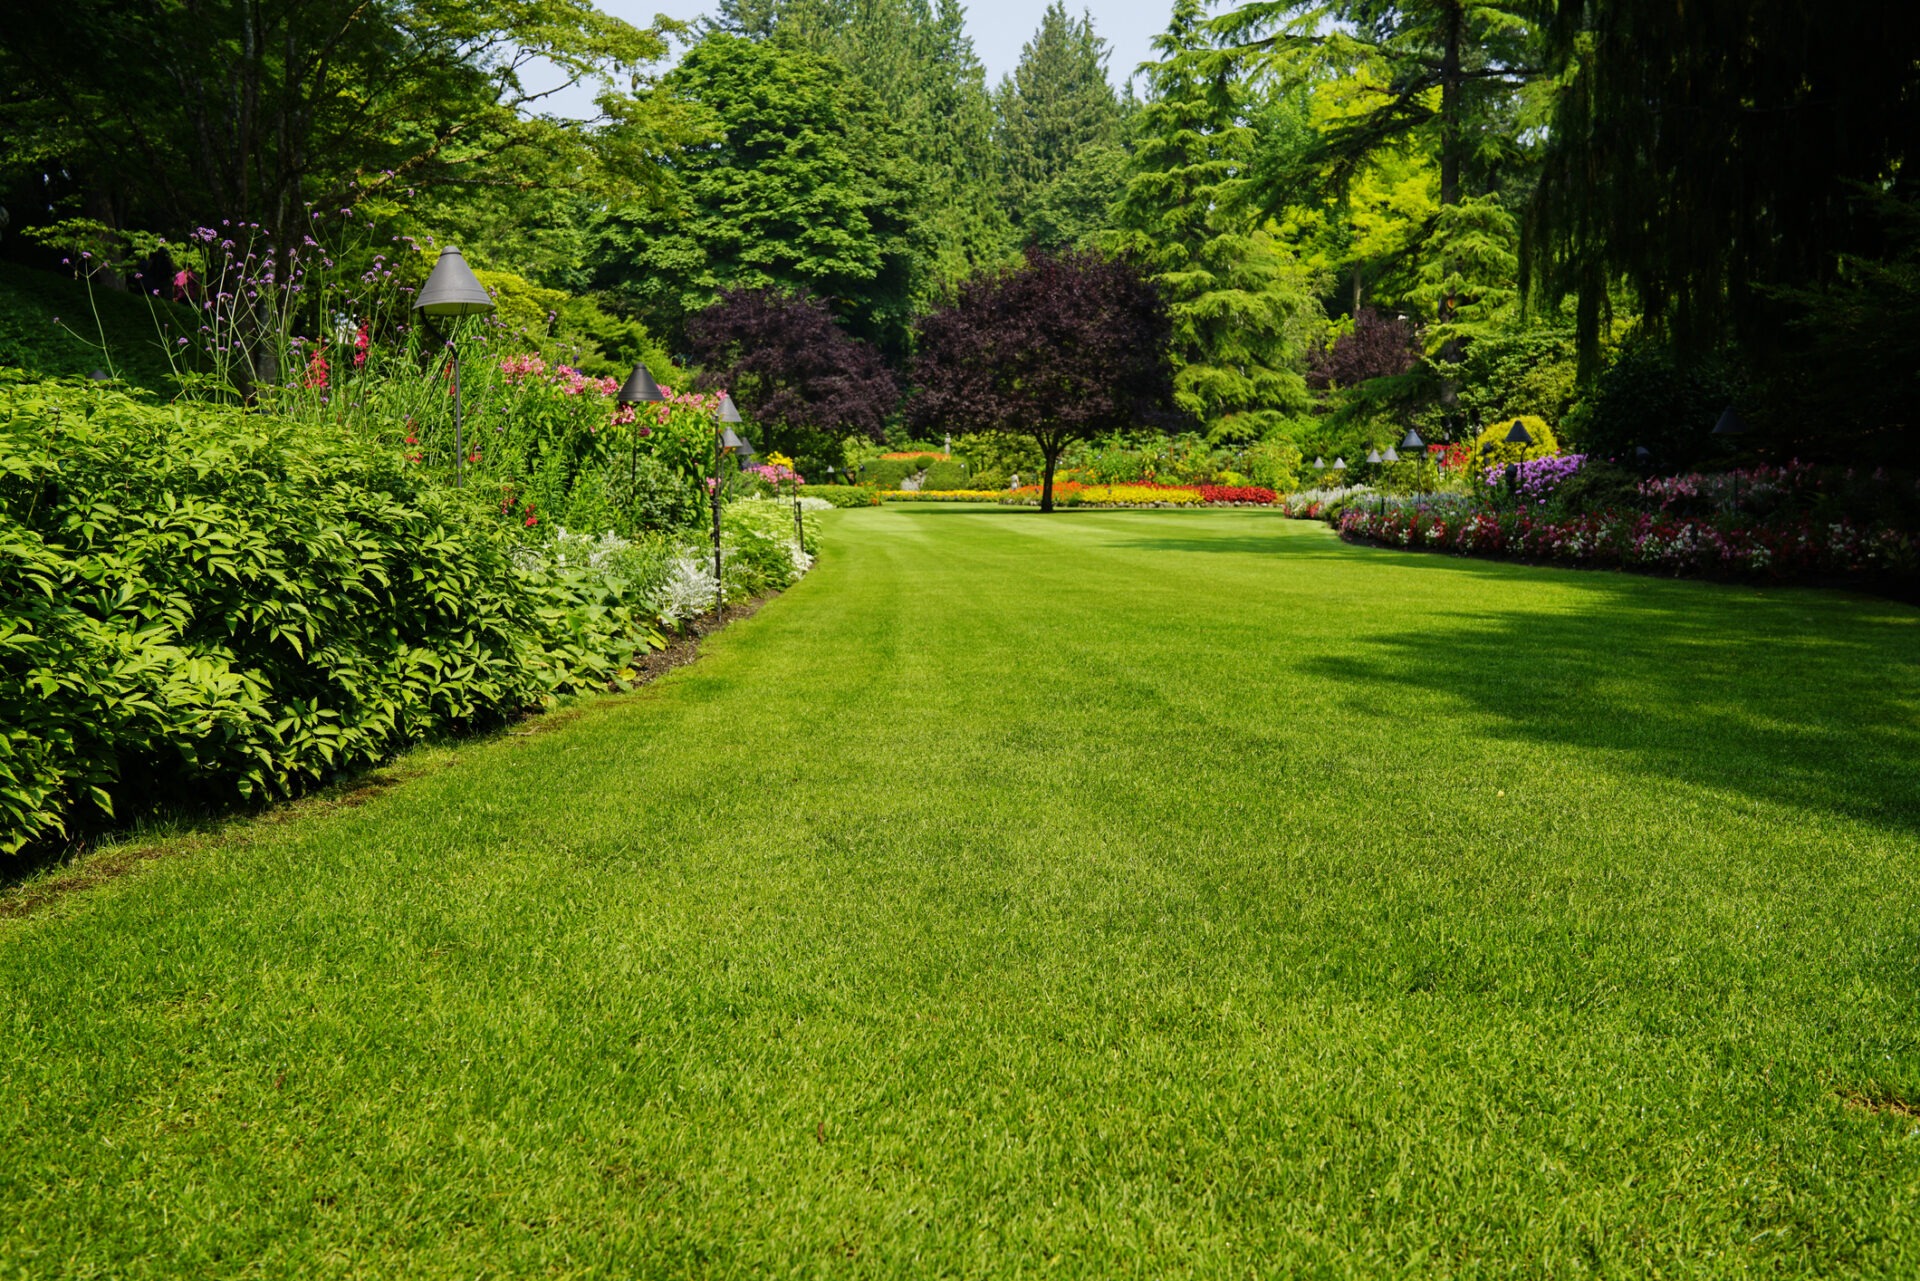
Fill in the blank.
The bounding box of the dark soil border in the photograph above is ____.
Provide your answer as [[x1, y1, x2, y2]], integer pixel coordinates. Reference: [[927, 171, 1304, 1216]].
[[0, 593, 777, 921]]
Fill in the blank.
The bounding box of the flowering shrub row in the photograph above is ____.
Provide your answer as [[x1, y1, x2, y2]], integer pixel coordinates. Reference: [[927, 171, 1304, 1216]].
[[880, 489, 1007, 502], [1336, 505, 1919, 578], [995, 482, 1278, 508]]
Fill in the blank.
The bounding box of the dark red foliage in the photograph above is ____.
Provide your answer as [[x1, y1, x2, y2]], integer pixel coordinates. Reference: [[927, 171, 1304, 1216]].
[[910, 248, 1177, 511], [686, 287, 897, 442], [1307, 309, 1422, 391]]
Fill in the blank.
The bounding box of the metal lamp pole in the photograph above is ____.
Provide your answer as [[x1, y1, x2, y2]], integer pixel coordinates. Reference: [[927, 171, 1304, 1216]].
[[412, 247, 496, 487], [616, 363, 667, 531], [712, 392, 748, 617], [1713, 406, 1749, 513]]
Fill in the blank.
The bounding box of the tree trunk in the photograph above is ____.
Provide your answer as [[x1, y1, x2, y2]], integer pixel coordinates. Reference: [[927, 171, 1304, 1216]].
[[1040, 443, 1060, 513], [1439, 1, 1462, 210]]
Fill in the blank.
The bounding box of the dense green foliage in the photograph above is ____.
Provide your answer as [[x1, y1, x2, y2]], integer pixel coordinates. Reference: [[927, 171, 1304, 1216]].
[[1109, 1, 1322, 443], [0, 377, 669, 854], [992, 4, 1122, 238], [591, 34, 920, 353], [4, 509, 1917, 1272]]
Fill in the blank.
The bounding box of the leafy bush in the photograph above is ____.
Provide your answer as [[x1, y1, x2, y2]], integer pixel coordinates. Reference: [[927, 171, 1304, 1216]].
[[1471, 414, 1560, 470], [856, 458, 920, 490], [920, 460, 973, 490], [0, 377, 668, 855], [1564, 341, 1746, 472], [797, 484, 880, 508]]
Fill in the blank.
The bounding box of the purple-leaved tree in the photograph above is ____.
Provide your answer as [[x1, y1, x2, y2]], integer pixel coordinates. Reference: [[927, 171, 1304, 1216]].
[[910, 249, 1176, 512], [686, 287, 898, 472]]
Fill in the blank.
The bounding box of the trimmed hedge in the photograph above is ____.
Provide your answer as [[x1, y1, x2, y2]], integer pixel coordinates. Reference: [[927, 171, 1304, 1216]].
[[0, 375, 662, 854], [797, 484, 881, 508]]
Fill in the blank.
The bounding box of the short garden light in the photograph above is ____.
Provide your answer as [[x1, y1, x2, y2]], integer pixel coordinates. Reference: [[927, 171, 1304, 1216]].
[[1332, 457, 1347, 471], [413, 247, 496, 488], [710, 392, 751, 617], [1400, 429, 1426, 493], [1713, 406, 1749, 510], [1367, 449, 1383, 464], [617, 364, 667, 501], [1382, 446, 1399, 463], [1313, 456, 1326, 471], [1503, 420, 1533, 447]]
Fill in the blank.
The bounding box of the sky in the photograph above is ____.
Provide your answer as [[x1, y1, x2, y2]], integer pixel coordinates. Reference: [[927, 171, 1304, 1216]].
[[524, 0, 1169, 118]]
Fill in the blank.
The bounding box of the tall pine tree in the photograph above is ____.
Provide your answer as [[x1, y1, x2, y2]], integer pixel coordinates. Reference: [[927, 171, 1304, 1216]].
[[1109, 0, 1323, 443], [992, 4, 1121, 236]]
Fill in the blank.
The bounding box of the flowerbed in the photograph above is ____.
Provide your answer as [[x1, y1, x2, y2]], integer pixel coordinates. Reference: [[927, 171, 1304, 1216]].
[[1337, 506, 1919, 579], [998, 482, 1277, 508], [880, 489, 1006, 502]]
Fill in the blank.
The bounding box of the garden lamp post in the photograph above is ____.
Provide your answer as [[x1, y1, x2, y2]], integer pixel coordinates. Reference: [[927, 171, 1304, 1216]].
[[617, 363, 667, 498], [1401, 429, 1426, 495], [413, 247, 495, 488], [1500, 420, 1532, 496], [1313, 456, 1326, 473], [1332, 457, 1347, 473], [711, 393, 749, 617], [1713, 406, 1749, 510]]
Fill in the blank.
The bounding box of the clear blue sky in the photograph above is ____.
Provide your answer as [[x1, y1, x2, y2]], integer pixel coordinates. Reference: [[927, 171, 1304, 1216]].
[[525, 1, 1170, 117]]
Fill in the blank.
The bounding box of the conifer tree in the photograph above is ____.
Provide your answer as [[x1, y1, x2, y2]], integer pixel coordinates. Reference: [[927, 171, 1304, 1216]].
[[992, 4, 1122, 234], [1108, 0, 1323, 442]]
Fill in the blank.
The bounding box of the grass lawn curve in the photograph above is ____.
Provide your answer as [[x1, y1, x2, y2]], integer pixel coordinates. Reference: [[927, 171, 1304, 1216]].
[[4, 506, 1919, 1277]]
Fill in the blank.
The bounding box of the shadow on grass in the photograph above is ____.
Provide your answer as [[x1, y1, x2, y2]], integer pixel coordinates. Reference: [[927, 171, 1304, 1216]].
[[1308, 569, 1920, 836]]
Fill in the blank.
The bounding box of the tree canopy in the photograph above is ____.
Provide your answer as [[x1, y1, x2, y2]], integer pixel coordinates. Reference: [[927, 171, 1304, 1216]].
[[910, 248, 1176, 511]]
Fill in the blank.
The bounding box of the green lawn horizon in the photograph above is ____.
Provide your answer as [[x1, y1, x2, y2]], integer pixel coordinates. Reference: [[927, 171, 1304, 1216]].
[[4, 507, 1918, 1276]]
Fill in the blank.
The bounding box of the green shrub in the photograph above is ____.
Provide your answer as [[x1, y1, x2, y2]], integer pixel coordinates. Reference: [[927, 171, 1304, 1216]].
[[919, 460, 970, 490], [0, 375, 664, 855], [798, 484, 880, 508], [857, 458, 919, 490], [720, 498, 818, 596], [1471, 415, 1560, 470]]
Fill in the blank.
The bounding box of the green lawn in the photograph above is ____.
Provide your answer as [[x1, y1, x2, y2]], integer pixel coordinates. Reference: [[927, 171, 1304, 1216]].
[[5, 507, 1919, 1277]]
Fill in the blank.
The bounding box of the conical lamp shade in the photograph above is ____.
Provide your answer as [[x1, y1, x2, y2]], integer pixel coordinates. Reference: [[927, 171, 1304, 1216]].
[[414, 247, 494, 317], [1503, 420, 1534, 446], [1400, 428, 1426, 451], [717, 392, 743, 424], [1332, 457, 1347, 470], [1382, 446, 1399, 462], [1366, 450, 1382, 464], [1712, 406, 1748, 435], [618, 364, 666, 404]]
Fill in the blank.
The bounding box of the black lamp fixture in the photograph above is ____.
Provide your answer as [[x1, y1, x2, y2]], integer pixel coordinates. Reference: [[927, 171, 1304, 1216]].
[[1713, 405, 1749, 511], [617, 363, 665, 406], [617, 364, 667, 499], [413, 247, 496, 488], [1400, 429, 1425, 452], [1503, 419, 1534, 447]]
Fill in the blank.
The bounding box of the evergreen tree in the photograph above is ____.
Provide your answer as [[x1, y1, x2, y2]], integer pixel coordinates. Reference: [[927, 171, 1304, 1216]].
[[590, 33, 919, 355], [772, 0, 1010, 288], [993, 4, 1122, 234], [1109, 1, 1324, 442]]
